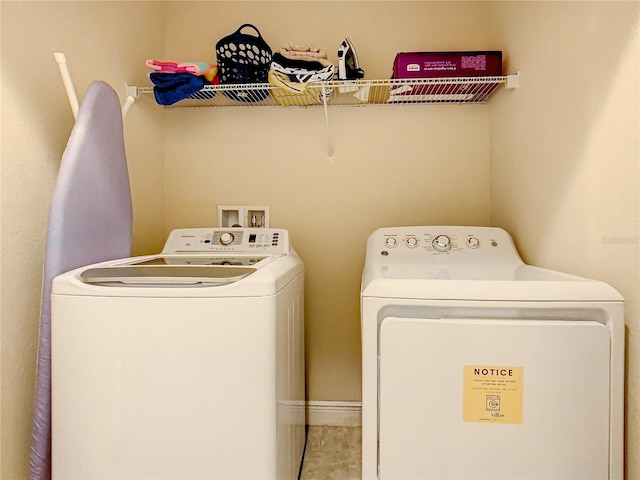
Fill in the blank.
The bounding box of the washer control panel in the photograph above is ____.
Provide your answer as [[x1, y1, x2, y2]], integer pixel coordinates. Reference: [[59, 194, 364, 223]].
[[369, 226, 522, 264], [162, 228, 289, 254]]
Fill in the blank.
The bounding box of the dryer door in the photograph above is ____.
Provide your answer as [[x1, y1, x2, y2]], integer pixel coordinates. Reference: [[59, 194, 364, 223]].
[[378, 316, 610, 480]]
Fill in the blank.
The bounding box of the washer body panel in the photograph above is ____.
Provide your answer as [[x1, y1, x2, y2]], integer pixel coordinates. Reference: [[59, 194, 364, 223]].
[[52, 228, 305, 480]]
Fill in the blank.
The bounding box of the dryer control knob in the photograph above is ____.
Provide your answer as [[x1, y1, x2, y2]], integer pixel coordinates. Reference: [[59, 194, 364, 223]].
[[432, 235, 452, 252], [385, 237, 397, 248], [220, 232, 235, 245]]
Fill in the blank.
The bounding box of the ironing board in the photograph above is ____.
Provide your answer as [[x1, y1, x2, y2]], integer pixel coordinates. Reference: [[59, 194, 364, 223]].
[[29, 80, 133, 480]]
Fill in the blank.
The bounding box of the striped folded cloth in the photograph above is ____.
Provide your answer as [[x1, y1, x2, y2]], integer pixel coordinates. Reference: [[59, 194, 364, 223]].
[[269, 59, 335, 99]]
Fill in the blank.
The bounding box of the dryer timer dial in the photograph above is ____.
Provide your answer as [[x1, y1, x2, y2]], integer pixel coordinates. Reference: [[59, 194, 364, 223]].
[[432, 235, 452, 252]]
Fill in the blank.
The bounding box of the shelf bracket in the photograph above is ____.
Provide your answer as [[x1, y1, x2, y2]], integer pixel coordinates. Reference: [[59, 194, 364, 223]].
[[321, 84, 334, 164], [54, 52, 79, 120], [122, 85, 139, 118], [505, 72, 519, 90], [54, 52, 137, 120]]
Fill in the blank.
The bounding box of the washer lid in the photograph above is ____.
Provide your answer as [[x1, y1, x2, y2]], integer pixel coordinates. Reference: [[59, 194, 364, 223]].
[[81, 265, 256, 286], [131, 255, 272, 267]]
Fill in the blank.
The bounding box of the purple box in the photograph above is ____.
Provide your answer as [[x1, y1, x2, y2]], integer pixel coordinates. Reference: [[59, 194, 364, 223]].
[[390, 51, 503, 102], [393, 51, 502, 79]]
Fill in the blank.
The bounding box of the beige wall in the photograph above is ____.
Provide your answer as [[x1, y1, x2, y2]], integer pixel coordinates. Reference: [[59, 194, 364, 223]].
[[488, 1, 640, 477], [1, 1, 638, 479], [1, 2, 164, 478], [158, 1, 496, 403], [162, 104, 492, 400]]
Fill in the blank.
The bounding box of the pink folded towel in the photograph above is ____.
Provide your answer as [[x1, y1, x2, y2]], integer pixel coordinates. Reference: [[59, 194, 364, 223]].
[[145, 59, 217, 82]]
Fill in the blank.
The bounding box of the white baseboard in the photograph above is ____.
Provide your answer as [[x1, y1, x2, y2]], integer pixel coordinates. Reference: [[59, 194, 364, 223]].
[[306, 401, 362, 427]]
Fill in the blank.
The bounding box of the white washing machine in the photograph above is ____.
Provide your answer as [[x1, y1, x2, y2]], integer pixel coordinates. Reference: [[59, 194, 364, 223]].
[[361, 226, 624, 480], [51, 228, 305, 480]]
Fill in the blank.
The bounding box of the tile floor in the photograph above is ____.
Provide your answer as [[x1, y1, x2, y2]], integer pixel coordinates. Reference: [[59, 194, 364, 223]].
[[299, 426, 362, 480]]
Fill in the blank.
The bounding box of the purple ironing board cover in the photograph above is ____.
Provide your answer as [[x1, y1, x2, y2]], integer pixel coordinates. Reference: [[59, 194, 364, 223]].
[[29, 81, 133, 480]]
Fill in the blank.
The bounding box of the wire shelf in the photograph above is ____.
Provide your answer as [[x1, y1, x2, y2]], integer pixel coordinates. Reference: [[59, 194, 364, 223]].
[[132, 75, 513, 108]]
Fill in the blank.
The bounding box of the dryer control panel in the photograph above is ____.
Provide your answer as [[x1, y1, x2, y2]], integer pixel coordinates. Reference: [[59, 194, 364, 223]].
[[162, 228, 290, 254], [367, 226, 523, 265]]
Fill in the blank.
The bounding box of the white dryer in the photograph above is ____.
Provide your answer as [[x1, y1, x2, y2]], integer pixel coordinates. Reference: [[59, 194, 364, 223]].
[[361, 226, 624, 480], [51, 228, 305, 480]]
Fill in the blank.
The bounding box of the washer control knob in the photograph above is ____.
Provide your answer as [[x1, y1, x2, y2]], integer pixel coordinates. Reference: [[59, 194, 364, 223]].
[[432, 235, 452, 252], [406, 237, 418, 248], [219, 232, 235, 245], [467, 237, 480, 249], [385, 237, 397, 248]]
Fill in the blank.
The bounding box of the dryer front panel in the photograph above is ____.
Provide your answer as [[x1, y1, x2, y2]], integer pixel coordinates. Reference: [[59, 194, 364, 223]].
[[378, 316, 610, 480]]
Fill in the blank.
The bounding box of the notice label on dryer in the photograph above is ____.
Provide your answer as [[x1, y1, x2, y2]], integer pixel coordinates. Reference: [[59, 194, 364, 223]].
[[463, 366, 523, 424]]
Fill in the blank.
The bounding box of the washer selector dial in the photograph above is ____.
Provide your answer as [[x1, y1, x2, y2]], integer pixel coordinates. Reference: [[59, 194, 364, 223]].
[[385, 237, 397, 248], [219, 232, 235, 245], [406, 237, 418, 248], [467, 237, 480, 249], [432, 235, 452, 252]]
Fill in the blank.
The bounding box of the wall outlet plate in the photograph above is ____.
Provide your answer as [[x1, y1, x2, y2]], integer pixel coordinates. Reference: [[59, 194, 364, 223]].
[[218, 205, 269, 228]]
